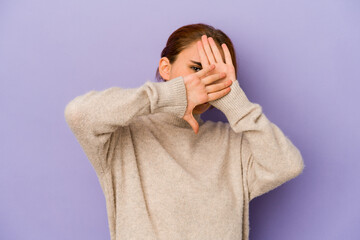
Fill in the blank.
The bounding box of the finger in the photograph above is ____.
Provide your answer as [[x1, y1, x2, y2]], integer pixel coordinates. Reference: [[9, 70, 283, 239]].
[[221, 43, 233, 66], [205, 79, 232, 93], [207, 86, 231, 102], [208, 37, 224, 63], [192, 121, 199, 134], [196, 63, 215, 78], [212, 77, 229, 85], [202, 71, 226, 85], [186, 115, 199, 134], [197, 40, 209, 69], [201, 35, 216, 64]]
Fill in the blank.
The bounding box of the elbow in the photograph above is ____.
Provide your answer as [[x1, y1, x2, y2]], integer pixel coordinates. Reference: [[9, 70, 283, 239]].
[[64, 100, 84, 130], [64, 101, 76, 124], [288, 148, 305, 179], [277, 147, 305, 183], [64, 91, 97, 127], [291, 160, 305, 179]]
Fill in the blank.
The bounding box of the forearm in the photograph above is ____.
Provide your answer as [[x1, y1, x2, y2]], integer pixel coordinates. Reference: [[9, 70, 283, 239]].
[[210, 80, 305, 200], [64, 76, 188, 175]]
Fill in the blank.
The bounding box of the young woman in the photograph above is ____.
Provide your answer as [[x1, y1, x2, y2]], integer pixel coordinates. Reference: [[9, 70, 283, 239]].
[[64, 23, 305, 240]]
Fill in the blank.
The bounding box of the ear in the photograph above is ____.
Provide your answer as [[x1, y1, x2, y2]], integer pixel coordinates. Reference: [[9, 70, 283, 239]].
[[158, 57, 171, 81]]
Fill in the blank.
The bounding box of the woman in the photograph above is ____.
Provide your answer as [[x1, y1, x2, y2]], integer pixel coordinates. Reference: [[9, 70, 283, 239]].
[[64, 23, 305, 240]]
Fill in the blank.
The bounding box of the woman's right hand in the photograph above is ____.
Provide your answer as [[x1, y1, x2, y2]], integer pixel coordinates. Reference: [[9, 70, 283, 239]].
[[182, 64, 233, 134]]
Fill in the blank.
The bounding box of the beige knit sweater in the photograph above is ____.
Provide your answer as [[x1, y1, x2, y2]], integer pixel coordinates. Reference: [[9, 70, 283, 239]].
[[64, 76, 305, 240]]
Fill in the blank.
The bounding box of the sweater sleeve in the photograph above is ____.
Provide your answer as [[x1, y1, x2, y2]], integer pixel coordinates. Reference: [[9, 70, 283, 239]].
[[209, 80, 305, 201], [64, 76, 188, 176]]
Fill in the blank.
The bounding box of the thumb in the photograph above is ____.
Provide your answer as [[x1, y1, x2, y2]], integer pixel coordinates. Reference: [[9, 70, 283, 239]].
[[185, 114, 200, 134]]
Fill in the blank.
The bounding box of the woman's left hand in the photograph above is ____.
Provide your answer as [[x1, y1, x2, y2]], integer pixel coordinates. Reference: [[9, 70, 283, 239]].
[[197, 35, 236, 86]]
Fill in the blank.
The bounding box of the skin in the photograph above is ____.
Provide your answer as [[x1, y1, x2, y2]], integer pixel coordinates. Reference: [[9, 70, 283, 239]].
[[197, 35, 237, 89], [158, 35, 237, 133], [158, 38, 227, 114]]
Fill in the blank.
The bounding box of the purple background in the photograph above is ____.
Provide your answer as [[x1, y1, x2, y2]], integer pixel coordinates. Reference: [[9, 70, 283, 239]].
[[1, 0, 359, 239]]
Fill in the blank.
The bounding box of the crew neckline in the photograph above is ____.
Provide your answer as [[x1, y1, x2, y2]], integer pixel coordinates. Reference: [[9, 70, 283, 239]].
[[151, 112, 204, 128]]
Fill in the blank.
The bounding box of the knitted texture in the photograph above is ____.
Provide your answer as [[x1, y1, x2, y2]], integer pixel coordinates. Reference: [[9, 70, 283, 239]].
[[64, 76, 305, 240]]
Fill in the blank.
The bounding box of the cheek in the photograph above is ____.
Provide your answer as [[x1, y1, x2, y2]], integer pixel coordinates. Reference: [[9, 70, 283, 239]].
[[172, 66, 193, 79], [181, 65, 192, 73]]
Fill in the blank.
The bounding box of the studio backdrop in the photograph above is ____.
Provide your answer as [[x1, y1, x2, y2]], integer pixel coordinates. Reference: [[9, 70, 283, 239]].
[[0, 0, 359, 239]]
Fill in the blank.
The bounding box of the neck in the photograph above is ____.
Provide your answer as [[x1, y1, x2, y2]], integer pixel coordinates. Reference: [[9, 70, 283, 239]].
[[151, 112, 204, 128]]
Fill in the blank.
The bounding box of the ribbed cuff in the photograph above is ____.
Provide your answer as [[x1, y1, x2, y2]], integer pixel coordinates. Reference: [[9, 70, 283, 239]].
[[209, 80, 257, 123], [151, 76, 188, 118]]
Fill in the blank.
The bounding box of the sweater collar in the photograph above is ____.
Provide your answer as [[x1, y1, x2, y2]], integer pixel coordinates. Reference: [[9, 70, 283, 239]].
[[151, 112, 204, 128]]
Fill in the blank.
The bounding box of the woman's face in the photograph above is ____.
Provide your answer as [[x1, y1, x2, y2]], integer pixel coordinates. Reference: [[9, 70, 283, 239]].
[[159, 40, 223, 114]]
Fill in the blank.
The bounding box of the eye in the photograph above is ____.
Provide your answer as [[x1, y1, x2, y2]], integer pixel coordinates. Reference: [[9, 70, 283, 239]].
[[190, 66, 202, 72]]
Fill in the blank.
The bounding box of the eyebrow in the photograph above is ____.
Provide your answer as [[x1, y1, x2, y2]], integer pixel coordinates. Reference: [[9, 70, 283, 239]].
[[190, 60, 202, 67]]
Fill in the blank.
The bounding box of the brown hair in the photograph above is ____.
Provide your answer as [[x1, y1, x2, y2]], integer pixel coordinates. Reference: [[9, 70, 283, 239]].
[[155, 23, 238, 110]]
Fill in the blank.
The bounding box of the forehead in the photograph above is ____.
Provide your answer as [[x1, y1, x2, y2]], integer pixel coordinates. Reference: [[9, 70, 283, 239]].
[[178, 41, 199, 60]]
